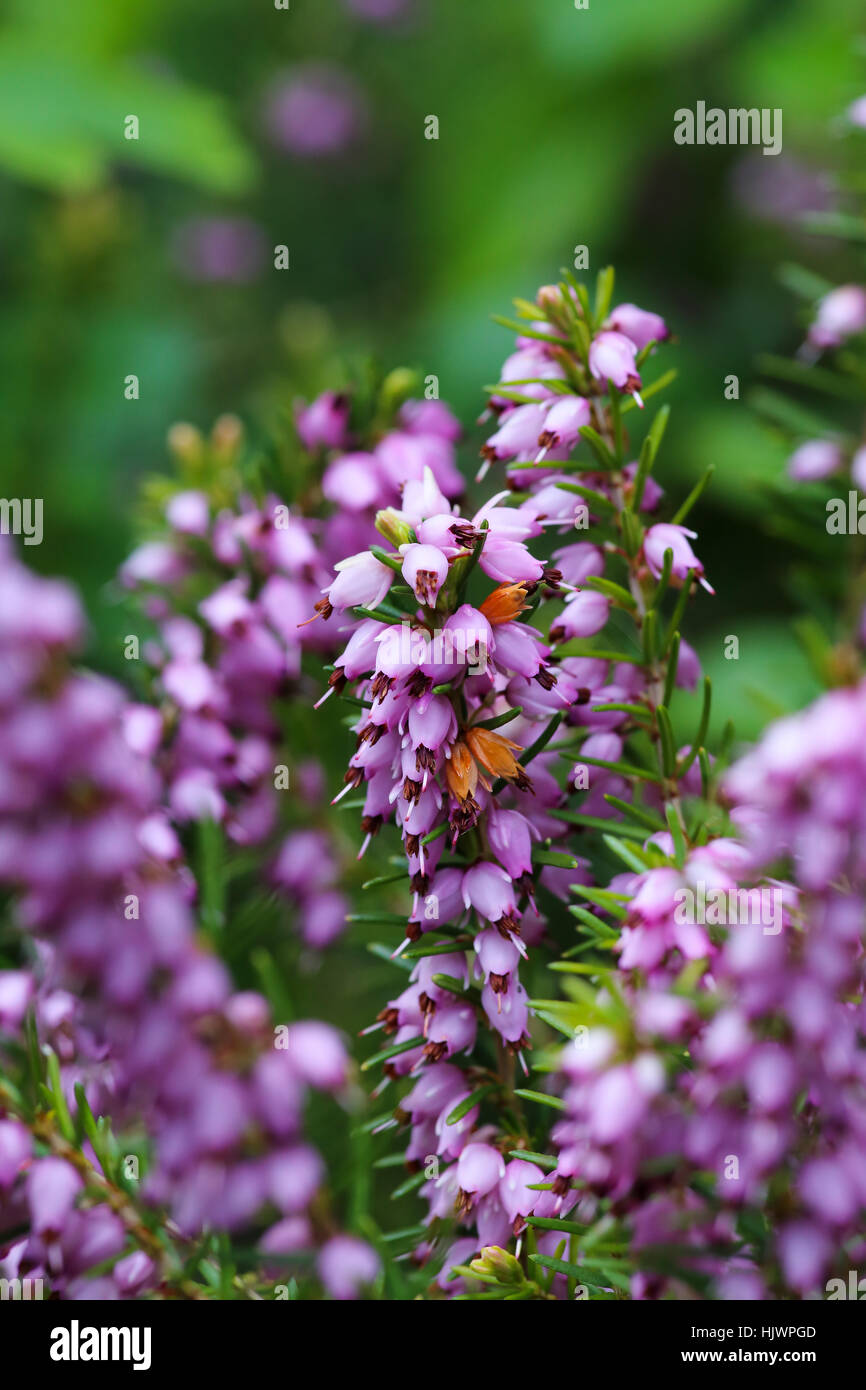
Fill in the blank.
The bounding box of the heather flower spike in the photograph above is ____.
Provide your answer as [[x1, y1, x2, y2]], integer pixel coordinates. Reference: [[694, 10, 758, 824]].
[[317, 266, 730, 1293]]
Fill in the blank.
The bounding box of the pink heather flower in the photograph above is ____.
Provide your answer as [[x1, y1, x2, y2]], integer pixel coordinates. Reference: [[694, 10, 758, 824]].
[[492, 346, 567, 406], [606, 302, 669, 351], [0, 1119, 30, 1188], [302, 890, 350, 948], [538, 396, 591, 449], [580, 730, 623, 762], [407, 694, 456, 754], [269, 1146, 325, 1214], [439, 604, 494, 671], [461, 862, 515, 921], [501, 1158, 544, 1223], [199, 579, 254, 636], [425, 1002, 477, 1059], [777, 1223, 831, 1294], [113, 1251, 157, 1297], [486, 807, 534, 880], [120, 540, 187, 589], [549, 590, 610, 642], [787, 439, 843, 481], [318, 1235, 381, 1300], [481, 977, 529, 1042], [474, 927, 521, 980], [166, 490, 210, 536], [322, 452, 384, 511], [169, 768, 226, 822], [588, 331, 643, 405], [123, 704, 164, 758], [631, 867, 684, 922], [376, 431, 463, 498], [436, 1238, 478, 1292], [485, 403, 550, 460], [0, 970, 34, 1031], [456, 1142, 505, 1198], [284, 1021, 348, 1091], [808, 285, 866, 349], [399, 399, 461, 441], [798, 1158, 859, 1226], [400, 542, 449, 605], [27, 1157, 83, 1237], [162, 661, 218, 712], [324, 551, 393, 613], [402, 1063, 466, 1119], [295, 392, 351, 451], [551, 542, 605, 586], [588, 1057, 664, 1143], [643, 523, 713, 593]]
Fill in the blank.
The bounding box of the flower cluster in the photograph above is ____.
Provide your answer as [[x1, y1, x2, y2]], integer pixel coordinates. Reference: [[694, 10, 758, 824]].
[[547, 682, 866, 1299], [320, 272, 724, 1291], [121, 398, 462, 946], [0, 542, 377, 1298]]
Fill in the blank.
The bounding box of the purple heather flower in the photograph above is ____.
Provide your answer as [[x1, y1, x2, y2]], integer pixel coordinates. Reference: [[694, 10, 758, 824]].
[[27, 1157, 83, 1237], [322, 452, 384, 511], [318, 1235, 380, 1300], [295, 392, 352, 451], [501, 1158, 544, 1224], [120, 540, 187, 589], [265, 66, 366, 159], [605, 302, 669, 351], [284, 1021, 349, 1091], [485, 403, 550, 460], [399, 399, 461, 441], [425, 1002, 477, 1060], [324, 551, 393, 614], [481, 976, 530, 1043], [777, 1223, 830, 1294], [400, 542, 449, 606], [474, 927, 521, 982], [461, 862, 516, 922], [538, 396, 591, 450], [165, 489, 210, 536], [551, 541, 605, 586], [643, 523, 713, 593], [588, 331, 643, 405], [113, 1251, 156, 1297], [808, 285, 866, 350], [549, 589, 610, 642], [787, 439, 843, 481], [0, 1119, 30, 1188], [269, 1146, 325, 1214], [0, 970, 34, 1032], [486, 807, 534, 881], [456, 1142, 505, 1198]]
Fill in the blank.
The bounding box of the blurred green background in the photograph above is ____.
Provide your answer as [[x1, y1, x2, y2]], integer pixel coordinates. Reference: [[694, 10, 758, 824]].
[[3, 0, 864, 727]]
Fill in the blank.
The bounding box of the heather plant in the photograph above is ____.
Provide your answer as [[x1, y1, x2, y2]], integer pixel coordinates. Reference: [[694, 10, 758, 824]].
[[316, 269, 726, 1295], [316, 254, 866, 1302], [4, 242, 866, 1304]]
